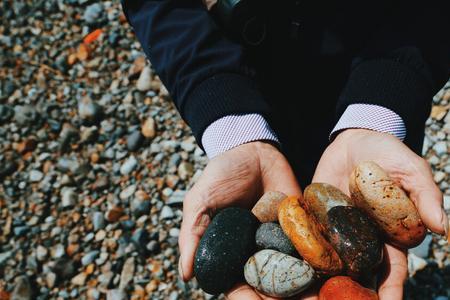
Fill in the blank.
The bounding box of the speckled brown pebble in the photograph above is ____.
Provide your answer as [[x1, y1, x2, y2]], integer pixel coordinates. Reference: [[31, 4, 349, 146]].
[[349, 161, 426, 248], [252, 191, 287, 222], [304, 183, 383, 278], [319, 276, 378, 300], [278, 196, 343, 275]]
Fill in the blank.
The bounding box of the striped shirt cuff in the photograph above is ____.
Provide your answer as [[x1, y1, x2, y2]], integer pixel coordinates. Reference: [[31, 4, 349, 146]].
[[331, 104, 406, 141], [201, 114, 280, 159]]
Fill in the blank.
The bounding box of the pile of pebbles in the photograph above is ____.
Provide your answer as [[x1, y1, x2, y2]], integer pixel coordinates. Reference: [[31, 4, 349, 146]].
[[0, 0, 448, 299], [0, 1, 208, 299]]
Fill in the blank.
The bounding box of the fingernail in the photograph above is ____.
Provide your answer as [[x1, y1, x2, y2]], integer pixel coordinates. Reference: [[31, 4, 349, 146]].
[[178, 256, 185, 281]]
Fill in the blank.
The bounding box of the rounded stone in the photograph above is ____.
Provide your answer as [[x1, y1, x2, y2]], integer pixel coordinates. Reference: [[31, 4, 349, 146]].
[[278, 196, 342, 275], [255, 223, 296, 256], [244, 249, 315, 298], [319, 276, 378, 300], [251, 191, 287, 223], [194, 207, 259, 295], [304, 183, 383, 278]]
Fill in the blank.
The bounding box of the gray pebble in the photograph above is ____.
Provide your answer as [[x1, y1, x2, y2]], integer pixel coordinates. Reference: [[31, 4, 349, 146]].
[[61, 188, 77, 208], [410, 234, 433, 258], [83, 3, 104, 24], [244, 249, 315, 298], [127, 131, 144, 151], [92, 212, 105, 231], [28, 170, 44, 182], [106, 289, 127, 300], [160, 206, 175, 219], [255, 223, 296, 256], [11, 275, 33, 300], [120, 156, 138, 175], [81, 250, 100, 266]]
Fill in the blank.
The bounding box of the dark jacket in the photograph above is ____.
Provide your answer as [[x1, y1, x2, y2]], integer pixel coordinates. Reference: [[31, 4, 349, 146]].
[[122, 0, 449, 154]]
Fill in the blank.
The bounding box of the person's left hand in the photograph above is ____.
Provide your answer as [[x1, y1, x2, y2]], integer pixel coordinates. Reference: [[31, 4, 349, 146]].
[[312, 128, 447, 300]]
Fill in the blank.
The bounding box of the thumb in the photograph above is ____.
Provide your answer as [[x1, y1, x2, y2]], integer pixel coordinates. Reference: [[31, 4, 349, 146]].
[[178, 186, 212, 281], [400, 159, 447, 237]]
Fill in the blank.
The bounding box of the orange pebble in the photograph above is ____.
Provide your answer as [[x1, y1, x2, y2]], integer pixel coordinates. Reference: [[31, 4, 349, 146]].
[[83, 29, 103, 44], [319, 276, 378, 300]]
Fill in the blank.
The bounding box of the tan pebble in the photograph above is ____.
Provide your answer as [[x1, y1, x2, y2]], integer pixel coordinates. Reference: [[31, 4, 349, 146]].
[[251, 191, 287, 222], [141, 117, 156, 138]]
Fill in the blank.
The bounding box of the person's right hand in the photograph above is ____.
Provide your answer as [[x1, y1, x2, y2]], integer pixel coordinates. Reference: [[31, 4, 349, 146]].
[[178, 141, 303, 299]]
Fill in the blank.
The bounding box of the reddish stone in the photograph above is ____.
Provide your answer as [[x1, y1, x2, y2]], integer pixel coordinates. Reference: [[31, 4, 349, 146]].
[[319, 276, 378, 300]]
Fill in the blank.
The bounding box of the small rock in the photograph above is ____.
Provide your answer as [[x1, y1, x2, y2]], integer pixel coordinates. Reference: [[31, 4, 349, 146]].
[[409, 234, 433, 258], [434, 171, 446, 183], [46, 272, 57, 289], [82, 250, 100, 266], [244, 249, 314, 297], [169, 228, 180, 237], [120, 184, 137, 200], [142, 117, 156, 138], [167, 190, 185, 205], [36, 245, 48, 261], [29, 170, 44, 182], [444, 195, 450, 210], [408, 253, 428, 276], [51, 244, 65, 259], [78, 97, 103, 125], [52, 258, 77, 281], [127, 131, 144, 151], [251, 191, 287, 223], [131, 199, 151, 218], [119, 257, 135, 290], [92, 212, 105, 231], [160, 206, 175, 219], [83, 3, 104, 24], [11, 276, 32, 300], [106, 289, 127, 300], [180, 137, 196, 152], [95, 230, 107, 241], [255, 223, 296, 255], [136, 66, 153, 91], [14, 105, 39, 126], [71, 272, 87, 286], [120, 156, 138, 175], [177, 162, 193, 180], [105, 206, 124, 223], [0, 251, 12, 266], [433, 141, 448, 156], [61, 188, 78, 208]]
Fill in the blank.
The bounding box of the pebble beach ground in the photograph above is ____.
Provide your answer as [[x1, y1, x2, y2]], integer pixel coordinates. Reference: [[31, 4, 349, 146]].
[[0, 1, 448, 299]]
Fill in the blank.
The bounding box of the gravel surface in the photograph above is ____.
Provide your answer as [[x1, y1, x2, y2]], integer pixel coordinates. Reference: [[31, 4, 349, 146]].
[[0, 1, 448, 299]]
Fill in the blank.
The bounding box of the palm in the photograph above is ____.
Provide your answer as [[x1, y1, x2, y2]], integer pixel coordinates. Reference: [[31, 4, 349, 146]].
[[178, 142, 302, 300], [313, 129, 444, 300]]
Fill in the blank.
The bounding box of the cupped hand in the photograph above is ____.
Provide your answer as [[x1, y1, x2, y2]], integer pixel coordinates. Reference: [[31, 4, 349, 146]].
[[178, 141, 306, 299], [313, 128, 446, 300]]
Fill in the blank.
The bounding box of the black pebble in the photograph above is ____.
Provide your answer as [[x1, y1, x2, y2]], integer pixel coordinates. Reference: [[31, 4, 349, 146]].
[[194, 207, 259, 295], [327, 206, 383, 279]]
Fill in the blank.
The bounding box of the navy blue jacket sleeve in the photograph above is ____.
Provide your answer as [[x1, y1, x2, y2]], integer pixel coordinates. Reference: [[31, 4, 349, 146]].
[[336, 0, 450, 153], [121, 0, 270, 146]]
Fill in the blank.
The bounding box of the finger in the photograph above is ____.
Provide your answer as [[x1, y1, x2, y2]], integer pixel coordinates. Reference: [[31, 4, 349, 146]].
[[378, 244, 407, 300], [399, 158, 446, 236], [225, 283, 262, 300], [178, 186, 211, 281]]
